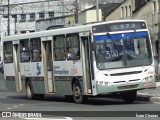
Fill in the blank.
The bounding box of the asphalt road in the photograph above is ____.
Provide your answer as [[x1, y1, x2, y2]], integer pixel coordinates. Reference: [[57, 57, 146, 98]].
[[0, 73, 160, 120]]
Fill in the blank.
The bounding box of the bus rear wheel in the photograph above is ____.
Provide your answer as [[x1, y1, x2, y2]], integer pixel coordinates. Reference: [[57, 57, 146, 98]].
[[72, 81, 87, 104], [26, 81, 44, 100], [121, 91, 137, 103]]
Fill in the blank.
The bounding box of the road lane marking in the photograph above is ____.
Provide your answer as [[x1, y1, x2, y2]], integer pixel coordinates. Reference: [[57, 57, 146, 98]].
[[23, 117, 73, 120], [13, 106, 18, 108], [6, 104, 25, 110]]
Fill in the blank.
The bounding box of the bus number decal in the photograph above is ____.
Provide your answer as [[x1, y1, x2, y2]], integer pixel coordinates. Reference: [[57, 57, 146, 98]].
[[71, 66, 77, 74]]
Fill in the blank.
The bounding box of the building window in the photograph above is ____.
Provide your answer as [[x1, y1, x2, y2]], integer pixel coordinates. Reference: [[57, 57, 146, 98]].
[[153, 1, 156, 13], [49, 11, 54, 18], [20, 39, 30, 62], [53, 35, 66, 60], [20, 14, 26, 22], [29, 30, 35, 33], [128, 6, 131, 17], [29, 13, 35, 21], [3, 41, 13, 63], [125, 6, 127, 17], [12, 14, 17, 19], [39, 12, 44, 19], [30, 38, 41, 61], [121, 7, 123, 18], [153, 1, 159, 13], [21, 31, 26, 34]]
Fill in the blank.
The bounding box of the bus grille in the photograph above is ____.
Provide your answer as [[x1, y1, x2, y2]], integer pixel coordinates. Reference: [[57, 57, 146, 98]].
[[129, 79, 140, 82], [110, 71, 142, 76], [117, 84, 139, 90]]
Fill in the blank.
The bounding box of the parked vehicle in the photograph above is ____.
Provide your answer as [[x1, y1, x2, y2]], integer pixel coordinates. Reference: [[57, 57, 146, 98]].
[[0, 60, 4, 73]]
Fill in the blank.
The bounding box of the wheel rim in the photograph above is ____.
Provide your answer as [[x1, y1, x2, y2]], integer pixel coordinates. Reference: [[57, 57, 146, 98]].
[[26, 84, 32, 98], [73, 85, 82, 99]]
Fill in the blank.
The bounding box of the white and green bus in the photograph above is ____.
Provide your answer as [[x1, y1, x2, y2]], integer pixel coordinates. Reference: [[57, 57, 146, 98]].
[[3, 20, 156, 103]]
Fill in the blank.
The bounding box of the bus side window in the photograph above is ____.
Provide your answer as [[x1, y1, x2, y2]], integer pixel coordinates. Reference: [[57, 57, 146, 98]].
[[66, 33, 80, 60], [20, 39, 30, 62], [30, 38, 41, 61], [53, 35, 66, 60], [3, 42, 13, 63]]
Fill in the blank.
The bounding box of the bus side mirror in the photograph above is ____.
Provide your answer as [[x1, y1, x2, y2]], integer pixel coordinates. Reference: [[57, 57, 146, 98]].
[[91, 42, 96, 51]]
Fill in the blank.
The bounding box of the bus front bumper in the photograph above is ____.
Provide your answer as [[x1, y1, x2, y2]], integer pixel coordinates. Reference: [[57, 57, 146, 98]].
[[96, 80, 156, 95]]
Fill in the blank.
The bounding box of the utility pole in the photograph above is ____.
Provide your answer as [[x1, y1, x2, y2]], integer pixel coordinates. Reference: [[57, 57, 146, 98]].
[[7, 0, 10, 36], [158, 0, 160, 42], [156, 0, 160, 81], [96, 0, 99, 22], [75, 0, 78, 24]]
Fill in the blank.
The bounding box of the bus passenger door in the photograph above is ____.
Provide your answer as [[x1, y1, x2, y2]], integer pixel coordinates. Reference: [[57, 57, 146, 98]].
[[13, 42, 22, 92], [80, 33, 92, 94], [42, 40, 54, 93]]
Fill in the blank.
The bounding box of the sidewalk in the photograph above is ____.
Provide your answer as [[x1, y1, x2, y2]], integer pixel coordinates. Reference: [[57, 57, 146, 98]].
[[137, 82, 160, 102]]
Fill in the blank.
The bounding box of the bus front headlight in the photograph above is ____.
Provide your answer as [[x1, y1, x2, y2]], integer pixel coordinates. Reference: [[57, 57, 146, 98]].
[[143, 77, 149, 81], [149, 76, 154, 80]]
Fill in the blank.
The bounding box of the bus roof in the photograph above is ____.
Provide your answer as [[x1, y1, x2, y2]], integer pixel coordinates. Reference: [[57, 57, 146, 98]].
[[2, 19, 147, 42]]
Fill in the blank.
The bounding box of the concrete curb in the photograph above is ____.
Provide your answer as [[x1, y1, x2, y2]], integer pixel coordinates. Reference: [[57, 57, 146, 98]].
[[150, 97, 160, 103], [136, 95, 151, 101], [136, 82, 160, 102], [137, 94, 160, 103]]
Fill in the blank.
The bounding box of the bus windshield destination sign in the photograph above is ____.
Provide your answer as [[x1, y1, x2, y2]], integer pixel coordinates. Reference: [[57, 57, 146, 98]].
[[92, 22, 147, 33]]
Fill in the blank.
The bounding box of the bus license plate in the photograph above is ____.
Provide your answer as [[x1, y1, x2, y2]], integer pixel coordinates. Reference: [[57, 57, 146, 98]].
[[144, 82, 152, 87]]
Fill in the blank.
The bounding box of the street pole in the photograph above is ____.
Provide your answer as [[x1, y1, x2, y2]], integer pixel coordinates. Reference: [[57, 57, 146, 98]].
[[156, 0, 160, 80], [158, 0, 160, 43], [75, 0, 78, 24], [8, 0, 10, 36], [96, 0, 99, 22]]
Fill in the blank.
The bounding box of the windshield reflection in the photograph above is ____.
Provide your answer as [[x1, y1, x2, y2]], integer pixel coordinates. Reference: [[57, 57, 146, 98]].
[[94, 31, 152, 70]]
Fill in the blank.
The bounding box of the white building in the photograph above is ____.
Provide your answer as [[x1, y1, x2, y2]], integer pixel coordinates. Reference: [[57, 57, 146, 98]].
[[0, 0, 76, 36]]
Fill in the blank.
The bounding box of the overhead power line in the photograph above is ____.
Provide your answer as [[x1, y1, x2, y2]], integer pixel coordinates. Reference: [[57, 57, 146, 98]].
[[0, 0, 59, 8]]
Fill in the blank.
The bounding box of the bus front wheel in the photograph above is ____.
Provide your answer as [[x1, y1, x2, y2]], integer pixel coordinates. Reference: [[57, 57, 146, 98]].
[[72, 81, 87, 104], [121, 91, 137, 103]]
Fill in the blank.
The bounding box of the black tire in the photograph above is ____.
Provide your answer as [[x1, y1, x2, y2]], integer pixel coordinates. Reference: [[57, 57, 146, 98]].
[[65, 95, 74, 102], [26, 81, 44, 100], [35, 94, 44, 100], [72, 81, 87, 104], [121, 91, 137, 103], [26, 81, 35, 100]]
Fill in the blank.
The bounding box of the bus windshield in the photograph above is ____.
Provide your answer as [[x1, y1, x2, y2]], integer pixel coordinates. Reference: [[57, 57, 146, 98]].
[[94, 31, 152, 70]]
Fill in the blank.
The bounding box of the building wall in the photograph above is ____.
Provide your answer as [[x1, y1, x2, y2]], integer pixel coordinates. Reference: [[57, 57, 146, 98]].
[[66, 15, 75, 27], [105, 0, 132, 21], [80, 0, 124, 11], [133, 0, 159, 56], [36, 17, 66, 31], [78, 9, 102, 25]]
